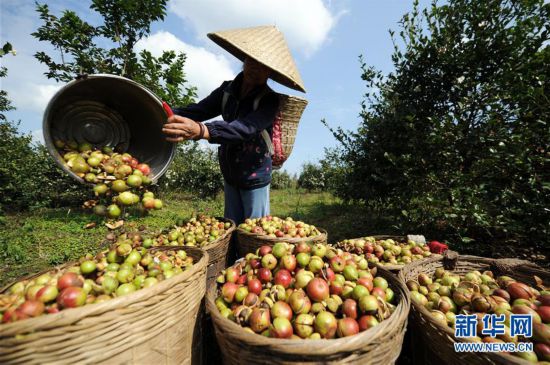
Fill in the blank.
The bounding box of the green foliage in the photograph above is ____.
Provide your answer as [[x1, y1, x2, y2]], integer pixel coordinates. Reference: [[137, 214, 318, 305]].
[[0, 121, 89, 212], [32, 0, 196, 106], [133, 50, 197, 107], [318, 145, 350, 195], [159, 142, 224, 199], [0, 120, 44, 211], [34, 145, 91, 208], [271, 169, 295, 189], [326, 0, 550, 250], [297, 162, 326, 192], [0, 42, 88, 211], [0, 42, 15, 120]]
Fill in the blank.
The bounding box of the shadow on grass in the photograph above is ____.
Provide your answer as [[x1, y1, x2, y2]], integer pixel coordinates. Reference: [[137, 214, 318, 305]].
[[273, 197, 401, 243]]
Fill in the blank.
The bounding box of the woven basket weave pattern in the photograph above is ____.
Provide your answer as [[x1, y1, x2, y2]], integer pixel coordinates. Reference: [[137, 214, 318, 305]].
[[236, 228, 328, 257], [207, 265, 410, 364], [278, 95, 307, 161], [208, 26, 305, 92], [0, 246, 208, 365], [203, 217, 235, 288], [398, 254, 549, 365]]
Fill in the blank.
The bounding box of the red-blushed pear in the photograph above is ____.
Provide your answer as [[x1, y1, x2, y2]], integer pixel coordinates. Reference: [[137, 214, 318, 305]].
[[142, 197, 156, 210], [306, 278, 330, 302], [17, 300, 45, 317], [137, 163, 151, 175], [57, 287, 87, 308], [57, 272, 83, 291]]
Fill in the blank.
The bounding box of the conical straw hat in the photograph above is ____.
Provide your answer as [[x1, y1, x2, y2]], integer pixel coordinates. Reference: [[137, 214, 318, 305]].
[[208, 25, 306, 93]]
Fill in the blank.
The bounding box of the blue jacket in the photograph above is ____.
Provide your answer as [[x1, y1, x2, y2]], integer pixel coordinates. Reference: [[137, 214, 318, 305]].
[[173, 73, 279, 189]]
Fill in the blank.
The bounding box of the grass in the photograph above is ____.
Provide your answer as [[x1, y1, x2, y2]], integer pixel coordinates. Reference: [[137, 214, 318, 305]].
[[3, 188, 545, 288], [0, 189, 394, 287]]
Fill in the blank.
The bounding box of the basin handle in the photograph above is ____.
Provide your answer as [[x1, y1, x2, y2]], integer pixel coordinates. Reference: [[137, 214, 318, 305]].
[[162, 101, 174, 117]]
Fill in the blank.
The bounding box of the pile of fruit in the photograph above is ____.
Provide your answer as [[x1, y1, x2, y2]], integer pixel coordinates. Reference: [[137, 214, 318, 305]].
[[335, 237, 431, 266], [123, 215, 232, 249], [55, 140, 163, 218], [1, 242, 194, 323], [214, 242, 397, 339], [238, 216, 322, 239], [407, 269, 550, 362]]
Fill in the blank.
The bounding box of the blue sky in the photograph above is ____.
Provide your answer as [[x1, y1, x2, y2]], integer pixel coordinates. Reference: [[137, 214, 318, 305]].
[[1, 0, 432, 174]]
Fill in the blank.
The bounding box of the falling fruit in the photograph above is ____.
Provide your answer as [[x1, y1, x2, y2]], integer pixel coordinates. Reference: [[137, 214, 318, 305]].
[[55, 141, 163, 218]]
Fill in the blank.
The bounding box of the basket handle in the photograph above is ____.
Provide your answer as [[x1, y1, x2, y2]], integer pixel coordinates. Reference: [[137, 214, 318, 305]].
[[442, 250, 459, 270]]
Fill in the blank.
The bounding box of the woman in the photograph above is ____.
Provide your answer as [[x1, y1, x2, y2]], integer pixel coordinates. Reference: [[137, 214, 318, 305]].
[[162, 25, 305, 225]]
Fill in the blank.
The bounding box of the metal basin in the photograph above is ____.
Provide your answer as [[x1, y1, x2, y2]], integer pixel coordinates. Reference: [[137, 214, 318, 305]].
[[42, 74, 175, 183]]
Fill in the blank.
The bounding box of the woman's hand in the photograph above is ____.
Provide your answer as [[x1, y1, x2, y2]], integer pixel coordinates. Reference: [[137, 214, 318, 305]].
[[162, 115, 201, 142]]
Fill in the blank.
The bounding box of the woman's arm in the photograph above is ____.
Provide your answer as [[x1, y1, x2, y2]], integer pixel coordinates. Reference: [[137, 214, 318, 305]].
[[206, 92, 279, 145], [162, 88, 279, 144], [171, 81, 227, 121]]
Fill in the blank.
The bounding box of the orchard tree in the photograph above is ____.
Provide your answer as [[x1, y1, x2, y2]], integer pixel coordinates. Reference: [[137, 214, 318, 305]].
[[326, 0, 550, 250], [298, 163, 326, 192], [32, 0, 196, 106], [271, 170, 294, 190], [159, 143, 223, 199], [0, 42, 15, 120]]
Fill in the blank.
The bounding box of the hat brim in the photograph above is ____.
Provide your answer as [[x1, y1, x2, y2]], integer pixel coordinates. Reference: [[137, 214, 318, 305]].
[[208, 33, 306, 93]]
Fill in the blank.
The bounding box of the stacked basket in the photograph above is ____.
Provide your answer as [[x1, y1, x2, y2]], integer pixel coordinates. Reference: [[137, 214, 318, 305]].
[[0, 247, 208, 365], [207, 264, 410, 364], [399, 251, 549, 365], [8, 210, 549, 365]]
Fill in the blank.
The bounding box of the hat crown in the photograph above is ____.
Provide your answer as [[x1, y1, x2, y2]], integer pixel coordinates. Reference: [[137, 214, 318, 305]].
[[208, 25, 305, 93]]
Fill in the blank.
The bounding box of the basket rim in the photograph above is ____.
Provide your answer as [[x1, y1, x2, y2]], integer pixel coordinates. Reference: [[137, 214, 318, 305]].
[[236, 226, 328, 243], [374, 254, 443, 271], [398, 253, 548, 365], [0, 246, 208, 336], [206, 264, 410, 356], [279, 94, 308, 104]]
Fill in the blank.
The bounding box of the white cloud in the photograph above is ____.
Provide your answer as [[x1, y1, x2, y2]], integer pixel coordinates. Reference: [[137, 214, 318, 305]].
[[28, 84, 62, 112], [3, 56, 61, 113], [168, 0, 341, 57], [135, 31, 235, 99]]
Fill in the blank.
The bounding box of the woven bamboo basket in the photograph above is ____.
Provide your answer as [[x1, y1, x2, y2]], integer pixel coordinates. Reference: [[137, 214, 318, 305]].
[[0, 246, 208, 365], [206, 265, 410, 364], [398, 251, 549, 365], [236, 227, 328, 257], [202, 217, 235, 288], [333, 235, 436, 273], [273, 95, 308, 168]]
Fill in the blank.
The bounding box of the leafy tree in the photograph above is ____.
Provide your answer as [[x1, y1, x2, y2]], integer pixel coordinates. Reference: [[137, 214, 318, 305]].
[[0, 121, 88, 212], [32, 0, 196, 106], [326, 0, 550, 250], [319, 145, 349, 195], [0, 42, 15, 120], [271, 169, 294, 190], [159, 143, 223, 199], [297, 163, 326, 192], [0, 121, 39, 211]]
